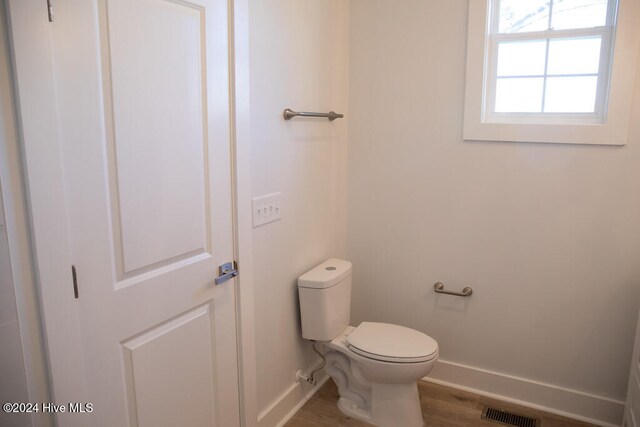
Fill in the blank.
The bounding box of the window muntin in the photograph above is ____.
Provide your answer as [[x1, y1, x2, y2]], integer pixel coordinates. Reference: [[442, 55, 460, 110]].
[[485, 0, 617, 121]]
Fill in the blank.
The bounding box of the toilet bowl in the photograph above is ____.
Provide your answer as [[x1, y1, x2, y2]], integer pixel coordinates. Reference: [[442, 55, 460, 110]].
[[324, 324, 438, 426], [297, 259, 439, 427]]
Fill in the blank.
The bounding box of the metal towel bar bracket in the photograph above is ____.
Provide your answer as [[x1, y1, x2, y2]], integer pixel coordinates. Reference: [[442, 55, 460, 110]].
[[283, 108, 344, 121], [434, 282, 473, 297]]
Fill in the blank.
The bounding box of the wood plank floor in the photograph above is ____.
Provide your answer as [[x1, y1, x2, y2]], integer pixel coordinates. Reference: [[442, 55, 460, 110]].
[[285, 379, 597, 427]]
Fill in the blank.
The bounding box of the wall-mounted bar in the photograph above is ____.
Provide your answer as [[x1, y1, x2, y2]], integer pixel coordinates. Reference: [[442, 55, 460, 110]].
[[283, 108, 344, 121], [433, 282, 473, 297]]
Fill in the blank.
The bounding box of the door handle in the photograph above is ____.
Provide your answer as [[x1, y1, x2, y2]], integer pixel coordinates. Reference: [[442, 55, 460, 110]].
[[215, 261, 238, 285]]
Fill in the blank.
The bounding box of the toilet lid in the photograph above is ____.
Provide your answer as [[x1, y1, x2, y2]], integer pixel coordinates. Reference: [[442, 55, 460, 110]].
[[347, 322, 438, 363]]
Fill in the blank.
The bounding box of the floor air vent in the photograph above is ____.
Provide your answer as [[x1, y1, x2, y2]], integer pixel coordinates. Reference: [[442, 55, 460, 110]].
[[481, 406, 539, 427]]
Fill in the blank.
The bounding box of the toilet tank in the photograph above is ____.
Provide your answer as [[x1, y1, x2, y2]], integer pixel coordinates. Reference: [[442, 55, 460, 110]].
[[298, 259, 352, 341]]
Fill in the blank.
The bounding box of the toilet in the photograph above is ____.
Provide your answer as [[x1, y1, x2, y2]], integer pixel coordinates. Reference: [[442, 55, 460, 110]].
[[298, 259, 438, 427]]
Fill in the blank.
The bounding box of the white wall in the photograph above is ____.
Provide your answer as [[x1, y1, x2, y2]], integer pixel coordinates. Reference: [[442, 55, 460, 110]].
[[249, 0, 349, 421], [623, 307, 640, 426], [348, 0, 640, 424]]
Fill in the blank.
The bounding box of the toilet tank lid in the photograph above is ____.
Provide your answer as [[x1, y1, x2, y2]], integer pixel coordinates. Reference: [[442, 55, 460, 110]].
[[298, 259, 352, 289]]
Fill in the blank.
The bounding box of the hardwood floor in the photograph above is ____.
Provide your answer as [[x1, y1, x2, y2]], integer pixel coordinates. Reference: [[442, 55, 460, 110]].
[[285, 379, 597, 427]]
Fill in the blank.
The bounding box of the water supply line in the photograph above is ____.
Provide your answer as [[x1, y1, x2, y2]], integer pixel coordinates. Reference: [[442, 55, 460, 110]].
[[295, 341, 326, 386]]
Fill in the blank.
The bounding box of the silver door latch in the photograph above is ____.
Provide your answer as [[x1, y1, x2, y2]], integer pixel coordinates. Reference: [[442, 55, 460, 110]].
[[215, 261, 238, 285]]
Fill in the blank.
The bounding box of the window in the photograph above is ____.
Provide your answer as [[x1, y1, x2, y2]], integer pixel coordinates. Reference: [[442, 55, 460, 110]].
[[488, 0, 615, 121], [463, 0, 640, 145]]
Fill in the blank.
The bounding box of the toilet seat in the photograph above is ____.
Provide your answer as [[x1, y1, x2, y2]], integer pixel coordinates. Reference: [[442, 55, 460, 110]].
[[346, 322, 438, 363]]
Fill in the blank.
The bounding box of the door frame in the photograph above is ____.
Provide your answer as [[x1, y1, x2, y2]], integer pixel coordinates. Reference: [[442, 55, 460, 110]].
[[6, 0, 258, 425], [0, 3, 52, 427], [229, 0, 259, 426]]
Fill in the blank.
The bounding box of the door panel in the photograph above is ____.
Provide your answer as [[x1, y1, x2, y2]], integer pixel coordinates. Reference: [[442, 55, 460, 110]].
[[122, 304, 217, 427], [7, 0, 240, 426], [106, 0, 210, 275]]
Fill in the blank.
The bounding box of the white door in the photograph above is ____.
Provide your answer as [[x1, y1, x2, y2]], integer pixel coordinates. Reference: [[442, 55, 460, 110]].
[[7, 1, 241, 426]]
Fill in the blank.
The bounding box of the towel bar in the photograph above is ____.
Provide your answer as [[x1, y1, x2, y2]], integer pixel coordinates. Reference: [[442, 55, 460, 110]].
[[283, 108, 344, 121]]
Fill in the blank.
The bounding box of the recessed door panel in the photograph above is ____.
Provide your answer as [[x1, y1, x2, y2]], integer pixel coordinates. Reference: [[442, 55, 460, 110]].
[[106, 0, 210, 275], [122, 305, 216, 427]]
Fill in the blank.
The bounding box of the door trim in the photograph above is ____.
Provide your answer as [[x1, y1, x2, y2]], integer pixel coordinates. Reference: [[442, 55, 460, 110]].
[[228, 0, 259, 425], [0, 3, 52, 426], [6, 2, 87, 426]]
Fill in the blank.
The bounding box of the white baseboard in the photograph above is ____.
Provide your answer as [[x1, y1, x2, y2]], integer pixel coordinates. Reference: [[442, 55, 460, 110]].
[[427, 359, 625, 427], [257, 373, 329, 427], [256, 359, 624, 427]]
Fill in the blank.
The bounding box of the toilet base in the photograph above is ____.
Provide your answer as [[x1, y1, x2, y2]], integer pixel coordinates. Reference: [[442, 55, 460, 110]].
[[335, 382, 424, 427], [371, 382, 423, 427], [336, 397, 372, 423], [326, 348, 425, 427]]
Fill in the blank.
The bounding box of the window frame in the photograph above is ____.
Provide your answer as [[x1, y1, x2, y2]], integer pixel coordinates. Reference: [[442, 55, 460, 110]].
[[486, 0, 617, 123], [463, 0, 640, 145]]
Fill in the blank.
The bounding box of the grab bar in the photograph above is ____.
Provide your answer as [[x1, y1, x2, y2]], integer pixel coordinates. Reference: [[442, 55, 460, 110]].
[[434, 282, 473, 297], [283, 108, 344, 121]]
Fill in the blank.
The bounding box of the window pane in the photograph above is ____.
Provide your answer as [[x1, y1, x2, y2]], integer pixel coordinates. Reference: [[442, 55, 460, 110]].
[[497, 40, 547, 76], [495, 78, 544, 112], [544, 76, 598, 112], [551, 0, 608, 30], [499, 0, 550, 33], [547, 37, 602, 75]]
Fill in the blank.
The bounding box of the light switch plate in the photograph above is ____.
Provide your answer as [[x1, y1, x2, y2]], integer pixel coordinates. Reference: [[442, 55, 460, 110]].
[[252, 192, 281, 228]]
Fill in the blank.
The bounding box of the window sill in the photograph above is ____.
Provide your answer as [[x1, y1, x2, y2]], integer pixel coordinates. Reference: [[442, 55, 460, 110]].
[[463, 120, 628, 145]]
